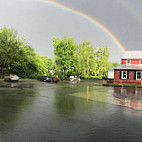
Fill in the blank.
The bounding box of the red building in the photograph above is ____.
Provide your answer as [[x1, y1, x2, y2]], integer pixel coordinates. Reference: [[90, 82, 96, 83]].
[[114, 51, 142, 85]]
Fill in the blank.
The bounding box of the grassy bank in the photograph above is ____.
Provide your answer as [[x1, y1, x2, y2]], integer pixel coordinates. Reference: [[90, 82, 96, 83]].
[[0, 78, 38, 82], [81, 76, 107, 80], [19, 78, 38, 81], [103, 83, 142, 88]]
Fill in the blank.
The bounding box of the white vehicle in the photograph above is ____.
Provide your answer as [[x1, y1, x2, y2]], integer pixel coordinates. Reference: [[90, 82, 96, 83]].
[[4, 74, 20, 82]]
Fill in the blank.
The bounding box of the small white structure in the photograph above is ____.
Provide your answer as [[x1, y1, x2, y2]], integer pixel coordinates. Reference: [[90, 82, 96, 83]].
[[70, 76, 77, 81], [108, 67, 115, 79]]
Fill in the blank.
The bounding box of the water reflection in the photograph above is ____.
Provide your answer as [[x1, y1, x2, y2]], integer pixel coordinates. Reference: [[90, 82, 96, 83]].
[[86, 86, 90, 102], [68, 83, 142, 111], [69, 86, 109, 105], [54, 93, 76, 116], [0, 82, 38, 132], [54, 85, 96, 116], [113, 87, 142, 110], [0, 81, 142, 141]]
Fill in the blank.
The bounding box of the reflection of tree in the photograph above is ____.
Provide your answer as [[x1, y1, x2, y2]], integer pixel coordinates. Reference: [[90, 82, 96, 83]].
[[54, 93, 76, 116], [54, 86, 104, 116], [86, 86, 90, 102], [69, 86, 109, 107], [0, 84, 38, 132]]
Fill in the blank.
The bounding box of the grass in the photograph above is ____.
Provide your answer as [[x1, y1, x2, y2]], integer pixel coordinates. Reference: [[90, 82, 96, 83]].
[[103, 83, 142, 88], [19, 78, 38, 81], [0, 78, 38, 81]]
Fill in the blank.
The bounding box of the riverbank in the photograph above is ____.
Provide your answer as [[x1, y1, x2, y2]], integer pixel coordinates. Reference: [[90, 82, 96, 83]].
[[62, 79, 142, 88], [0, 78, 38, 81], [19, 78, 38, 81], [103, 83, 142, 88], [0, 78, 142, 88]]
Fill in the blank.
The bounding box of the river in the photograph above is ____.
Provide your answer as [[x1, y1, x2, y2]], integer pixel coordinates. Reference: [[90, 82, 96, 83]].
[[0, 80, 142, 142]]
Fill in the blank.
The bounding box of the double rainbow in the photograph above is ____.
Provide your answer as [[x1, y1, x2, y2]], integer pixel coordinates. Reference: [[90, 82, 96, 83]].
[[43, 0, 126, 53]]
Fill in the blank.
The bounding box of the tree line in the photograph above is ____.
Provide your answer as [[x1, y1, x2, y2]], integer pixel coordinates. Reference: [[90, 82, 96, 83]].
[[0, 27, 119, 79]]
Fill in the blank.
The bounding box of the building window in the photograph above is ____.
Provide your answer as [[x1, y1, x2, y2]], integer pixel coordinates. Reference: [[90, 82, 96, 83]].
[[136, 71, 142, 80], [140, 60, 142, 64], [127, 60, 131, 64], [122, 71, 127, 79]]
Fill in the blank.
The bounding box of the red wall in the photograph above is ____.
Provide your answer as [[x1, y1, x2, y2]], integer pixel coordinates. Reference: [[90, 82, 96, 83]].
[[121, 59, 142, 64], [121, 59, 127, 64], [114, 70, 141, 85], [131, 59, 141, 64], [114, 70, 120, 81], [129, 71, 134, 80]]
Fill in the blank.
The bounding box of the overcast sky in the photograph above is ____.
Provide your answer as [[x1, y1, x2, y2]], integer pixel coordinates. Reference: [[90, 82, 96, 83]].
[[0, 0, 142, 62]]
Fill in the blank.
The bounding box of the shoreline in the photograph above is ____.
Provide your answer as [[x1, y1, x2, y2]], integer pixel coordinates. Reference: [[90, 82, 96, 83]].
[[103, 83, 142, 88]]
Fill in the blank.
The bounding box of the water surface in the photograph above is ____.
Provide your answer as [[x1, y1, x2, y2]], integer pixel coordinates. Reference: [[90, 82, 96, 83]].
[[0, 81, 142, 142]]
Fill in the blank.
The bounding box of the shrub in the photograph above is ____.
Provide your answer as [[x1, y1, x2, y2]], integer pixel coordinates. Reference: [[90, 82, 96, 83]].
[[102, 76, 108, 80], [89, 76, 102, 80]]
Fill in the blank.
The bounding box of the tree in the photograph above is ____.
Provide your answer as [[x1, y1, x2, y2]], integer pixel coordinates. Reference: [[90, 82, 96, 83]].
[[95, 46, 111, 77], [111, 62, 120, 67], [77, 40, 96, 78], [0, 26, 112, 79], [0, 26, 52, 78], [53, 36, 78, 79]]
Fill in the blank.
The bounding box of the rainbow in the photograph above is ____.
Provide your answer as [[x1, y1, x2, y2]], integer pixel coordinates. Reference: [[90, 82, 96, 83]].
[[118, 0, 142, 26], [43, 0, 126, 53]]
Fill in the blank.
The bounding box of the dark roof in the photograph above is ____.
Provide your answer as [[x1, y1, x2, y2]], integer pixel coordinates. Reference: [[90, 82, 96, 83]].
[[114, 64, 142, 70]]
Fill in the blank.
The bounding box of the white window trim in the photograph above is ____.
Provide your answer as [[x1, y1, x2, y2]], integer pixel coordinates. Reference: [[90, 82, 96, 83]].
[[127, 60, 131, 65], [122, 71, 127, 79], [136, 71, 142, 80]]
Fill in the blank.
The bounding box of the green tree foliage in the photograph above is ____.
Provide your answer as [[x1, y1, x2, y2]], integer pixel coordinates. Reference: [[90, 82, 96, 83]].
[[0, 26, 113, 80], [53, 37, 112, 79], [0, 27, 18, 75], [53, 36, 78, 79], [0, 27, 52, 78], [111, 62, 120, 67], [77, 40, 96, 78], [95, 46, 111, 77]]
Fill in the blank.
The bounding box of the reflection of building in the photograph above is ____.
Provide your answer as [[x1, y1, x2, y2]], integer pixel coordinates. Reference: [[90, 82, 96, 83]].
[[114, 51, 142, 85], [113, 87, 142, 110]]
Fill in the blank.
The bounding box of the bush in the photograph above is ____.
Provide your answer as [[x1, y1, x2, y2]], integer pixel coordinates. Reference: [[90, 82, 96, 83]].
[[89, 76, 102, 80], [80, 75, 87, 79], [81, 76, 104, 80], [102, 76, 108, 80]]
